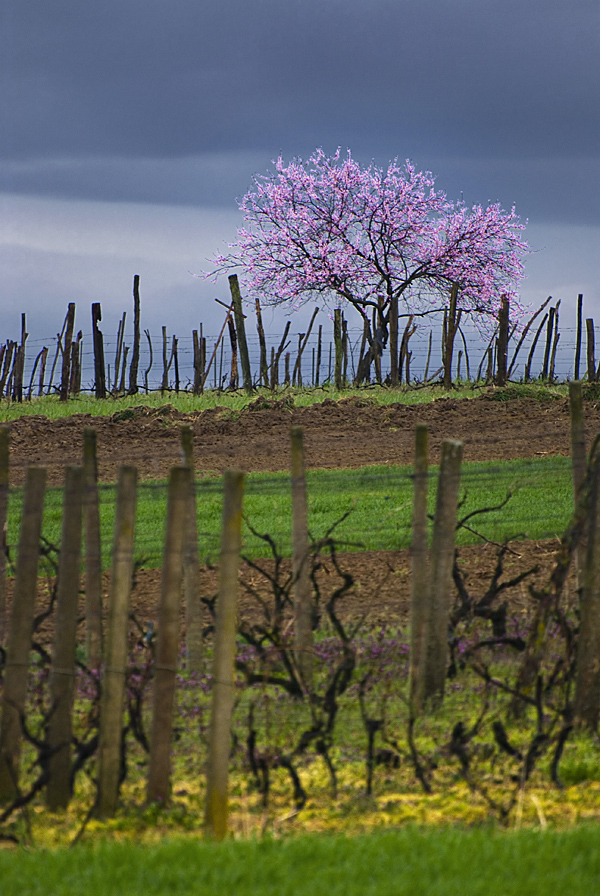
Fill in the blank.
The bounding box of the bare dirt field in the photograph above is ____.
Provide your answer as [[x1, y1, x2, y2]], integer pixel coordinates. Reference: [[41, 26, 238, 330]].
[[6, 392, 589, 633]]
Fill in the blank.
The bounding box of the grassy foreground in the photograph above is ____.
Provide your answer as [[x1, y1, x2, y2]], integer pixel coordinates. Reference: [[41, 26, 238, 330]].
[[0, 827, 598, 896]]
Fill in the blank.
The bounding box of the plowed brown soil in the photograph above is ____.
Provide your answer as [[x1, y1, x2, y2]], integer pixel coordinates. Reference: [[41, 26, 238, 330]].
[[5, 392, 589, 631]]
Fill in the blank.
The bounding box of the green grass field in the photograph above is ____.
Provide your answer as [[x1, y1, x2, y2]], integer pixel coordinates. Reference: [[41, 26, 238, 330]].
[[0, 827, 598, 896], [5, 455, 573, 569]]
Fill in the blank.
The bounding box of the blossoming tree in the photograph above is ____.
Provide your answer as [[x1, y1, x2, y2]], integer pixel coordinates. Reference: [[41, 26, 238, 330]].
[[209, 149, 529, 385]]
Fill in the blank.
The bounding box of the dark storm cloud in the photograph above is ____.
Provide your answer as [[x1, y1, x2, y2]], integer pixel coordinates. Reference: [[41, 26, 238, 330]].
[[1, 0, 598, 219]]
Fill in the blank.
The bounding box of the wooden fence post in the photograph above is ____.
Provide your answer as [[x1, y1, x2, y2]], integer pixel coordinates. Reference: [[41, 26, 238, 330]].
[[409, 424, 429, 713], [443, 284, 459, 389], [228, 275, 253, 394], [569, 382, 587, 595], [205, 469, 244, 840], [419, 440, 463, 707], [46, 465, 84, 811], [255, 298, 269, 388], [0, 466, 46, 803], [495, 295, 509, 386], [575, 294, 583, 381], [575, 458, 600, 730], [83, 428, 103, 671], [586, 319, 596, 383], [333, 309, 343, 390], [0, 426, 8, 647], [291, 427, 313, 689], [60, 303, 76, 402], [180, 426, 203, 673], [91, 303, 106, 399], [389, 295, 399, 387], [96, 466, 137, 818], [147, 467, 190, 804]]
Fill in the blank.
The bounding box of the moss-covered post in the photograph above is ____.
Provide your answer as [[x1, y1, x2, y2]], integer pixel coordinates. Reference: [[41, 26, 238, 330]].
[[46, 465, 84, 811], [0, 426, 8, 647], [291, 427, 313, 689], [419, 440, 463, 706], [83, 427, 103, 672], [0, 466, 46, 803], [96, 466, 137, 817], [205, 470, 244, 840], [409, 424, 429, 713], [147, 467, 190, 804]]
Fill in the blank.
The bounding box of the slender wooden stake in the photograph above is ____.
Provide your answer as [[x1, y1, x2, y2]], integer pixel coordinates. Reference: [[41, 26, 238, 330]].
[[0, 427, 8, 647], [495, 295, 509, 386], [129, 274, 141, 394], [205, 469, 244, 840], [443, 284, 459, 389], [173, 337, 179, 394], [342, 316, 348, 387], [59, 303, 76, 402], [0, 343, 14, 398], [271, 322, 291, 390], [227, 318, 238, 390], [423, 330, 432, 383], [284, 352, 290, 386], [113, 312, 126, 395], [192, 330, 202, 395], [161, 326, 169, 394], [0, 467, 46, 803], [293, 334, 303, 387], [118, 345, 129, 394], [46, 465, 84, 811], [291, 427, 313, 689], [144, 329, 153, 393], [575, 458, 600, 730], [96, 466, 137, 818], [409, 424, 429, 714], [569, 382, 587, 597], [586, 319, 596, 383], [83, 428, 103, 671], [419, 440, 463, 707], [269, 347, 276, 391], [91, 303, 106, 399], [333, 309, 343, 390], [147, 467, 190, 805], [37, 346, 48, 397], [389, 294, 399, 386], [525, 312, 548, 381], [255, 298, 269, 388], [180, 426, 203, 672], [549, 300, 561, 382], [541, 306, 555, 381], [315, 324, 322, 387], [228, 275, 253, 394], [575, 294, 583, 381]]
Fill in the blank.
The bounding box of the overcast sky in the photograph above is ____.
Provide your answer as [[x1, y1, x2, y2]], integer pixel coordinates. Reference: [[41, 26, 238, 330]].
[[1, 0, 599, 355]]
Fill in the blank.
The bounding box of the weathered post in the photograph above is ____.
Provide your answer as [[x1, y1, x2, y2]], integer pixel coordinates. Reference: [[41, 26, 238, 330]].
[[0, 466, 46, 803], [60, 303, 76, 402], [586, 319, 596, 383], [389, 295, 399, 387], [419, 440, 463, 706], [255, 298, 269, 388], [128, 274, 141, 394], [569, 382, 587, 595], [147, 467, 190, 804], [83, 427, 103, 671], [409, 424, 429, 713], [205, 470, 244, 840], [0, 426, 8, 646], [46, 465, 84, 811], [91, 303, 106, 399], [575, 458, 600, 730], [495, 295, 509, 387], [96, 466, 137, 817], [180, 426, 203, 673], [228, 274, 253, 394], [443, 284, 459, 389], [333, 309, 343, 390], [575, 294, 583, 381], [291, 427, 313, 689]]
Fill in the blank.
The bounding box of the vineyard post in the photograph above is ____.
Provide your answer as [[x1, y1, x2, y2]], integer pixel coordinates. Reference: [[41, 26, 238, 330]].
[[180, 425, 203, 672], [46, 465, 84, 811], [419, 440, 463, 706], [586, 319, 596, 383], [0, 466, 46, 803], [575, 457, 600, 730], [147, 467, 190, 804], [0, 427, 8, 647], [291, 427, 313, 689], [333, 309, 343, 390], [83, 427, 103, 672], [91, 303, 107, 399], [409, 424, 429, 713], [315, 324, 322, 387], [228, 274, 253, 394], [205, 469, 244, 840], [495, 295, 509, 386], [60, 303, 76, 402], [255, 298, 269, 387], [575, 294, 583, 381], [389, 294, 399, 386], [443, 283, 459, 389], [569, 381, 587, 594], [128, 274, 141, 394], [96, 466, 137, 817]]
